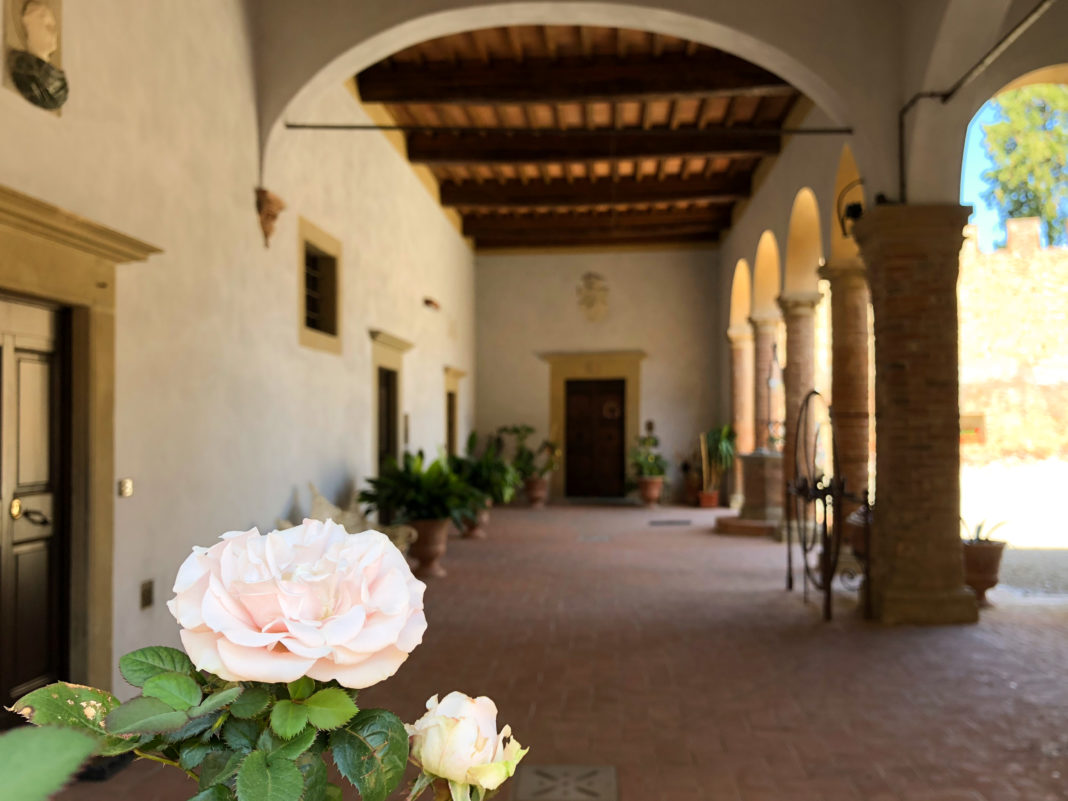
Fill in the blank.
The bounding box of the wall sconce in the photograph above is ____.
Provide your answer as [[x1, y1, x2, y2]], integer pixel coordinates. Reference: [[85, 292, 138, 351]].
[[423, 297, 441, 310]]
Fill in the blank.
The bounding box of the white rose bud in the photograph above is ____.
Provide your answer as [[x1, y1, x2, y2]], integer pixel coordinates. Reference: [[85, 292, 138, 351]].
[[407, 692, 528, 801]]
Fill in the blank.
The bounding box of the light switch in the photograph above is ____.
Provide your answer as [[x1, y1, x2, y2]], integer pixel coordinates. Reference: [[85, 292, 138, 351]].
[[118, 478, 134, 497]]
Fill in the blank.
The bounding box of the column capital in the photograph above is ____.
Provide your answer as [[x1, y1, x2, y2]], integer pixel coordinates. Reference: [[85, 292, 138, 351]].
[[852, 204, 971, 260], [777, 292, 822, 317], [726, 324, 753, 344], [748, 314, 780, 334], [818, 256, 867, 285]]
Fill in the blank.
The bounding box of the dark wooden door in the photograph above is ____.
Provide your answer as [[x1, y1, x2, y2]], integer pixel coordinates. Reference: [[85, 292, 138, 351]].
[[0, 299, 66, 729], [377, 367, 398, 471], [445, 390, 457, 456], [565, 379, 625, 497]]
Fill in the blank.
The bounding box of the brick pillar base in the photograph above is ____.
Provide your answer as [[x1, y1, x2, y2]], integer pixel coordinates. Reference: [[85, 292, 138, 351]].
[[853, 204, 978, 625], [727, 326, 755, 507]]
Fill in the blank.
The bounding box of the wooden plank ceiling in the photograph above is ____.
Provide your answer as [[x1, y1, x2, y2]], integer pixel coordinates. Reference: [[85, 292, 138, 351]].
[[356, 26, 802, 249]]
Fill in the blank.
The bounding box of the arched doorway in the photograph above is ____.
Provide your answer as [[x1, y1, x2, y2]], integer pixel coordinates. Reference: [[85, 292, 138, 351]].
[[958, 66, 1068, 595]]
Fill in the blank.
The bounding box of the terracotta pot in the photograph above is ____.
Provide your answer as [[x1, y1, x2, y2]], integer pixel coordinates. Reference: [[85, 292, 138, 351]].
[[525, 476, 549, 508], [637, 476, 664, 507], [697, 489, 720, 508], [463, 499, 492, 539], [962, 539, 1007, 606], [408, 519, 451, 578]]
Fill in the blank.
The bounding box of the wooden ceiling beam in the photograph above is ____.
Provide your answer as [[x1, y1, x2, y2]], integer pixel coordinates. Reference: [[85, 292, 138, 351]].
[[462, 207, 730, 238], [441, 173, 750, 207], [407, 128, 779, 165], [357, 55, 794, 104]]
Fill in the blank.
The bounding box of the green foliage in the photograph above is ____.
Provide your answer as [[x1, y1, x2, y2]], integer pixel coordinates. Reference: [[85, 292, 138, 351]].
[[629, 433, 668, 478], [236, 750, 304, 801], [10, 682, 137, 756], [143, 671, 203, 711], [498, 424, 561, 480], [119, 646, 195, 688], [0, 726, 97, 801], [360, 450, 485, 527], [330, 709, 409, 801], [229, 687, 270, 719], [106, 696, 190, 735], [960, 517, 1007, 543], [270, 701, 310, 739], [450, 432, 521, 504], [304, 688, 358, 731], [700, 425, 736, 492], [981, 85, 1068, 246]]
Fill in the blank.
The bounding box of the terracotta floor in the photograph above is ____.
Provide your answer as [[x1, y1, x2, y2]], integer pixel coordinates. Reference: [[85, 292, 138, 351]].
[[57, 505, 1068, 801]]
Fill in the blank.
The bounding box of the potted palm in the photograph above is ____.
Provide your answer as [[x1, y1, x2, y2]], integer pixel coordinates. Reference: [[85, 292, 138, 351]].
[[449, 432, 521, 538], [961, 518, 1007, 606], [500, 424, 560, 508], [360, 451, 484, 578], [630, 432, 668, 506], [699, 425, 736, 507]]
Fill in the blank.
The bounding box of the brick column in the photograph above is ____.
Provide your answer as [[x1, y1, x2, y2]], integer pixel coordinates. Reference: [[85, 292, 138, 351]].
[[777, 293, 820, 487], [750, 316, 780, 452], [818, 258, 870, 515], [727, 325, 754, 505], [852, 204, 977, 625]]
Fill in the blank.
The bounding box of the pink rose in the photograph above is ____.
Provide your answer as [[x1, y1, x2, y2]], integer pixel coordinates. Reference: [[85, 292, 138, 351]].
[[166, 520, 427, 687]]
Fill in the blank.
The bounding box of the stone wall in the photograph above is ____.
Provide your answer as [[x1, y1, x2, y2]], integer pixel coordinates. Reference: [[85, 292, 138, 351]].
[[959, 220, 1068, 464]]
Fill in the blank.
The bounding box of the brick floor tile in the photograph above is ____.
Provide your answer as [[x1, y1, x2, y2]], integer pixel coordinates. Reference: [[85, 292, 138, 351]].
[[53, 506, 1068, 801]]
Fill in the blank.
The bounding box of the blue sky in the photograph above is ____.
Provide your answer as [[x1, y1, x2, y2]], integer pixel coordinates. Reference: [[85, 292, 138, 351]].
[[959, 100, 1004, 252]]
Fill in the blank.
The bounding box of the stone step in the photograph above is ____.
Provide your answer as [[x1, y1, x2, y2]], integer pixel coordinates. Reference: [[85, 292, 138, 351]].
[[714, 515, 779, 538]]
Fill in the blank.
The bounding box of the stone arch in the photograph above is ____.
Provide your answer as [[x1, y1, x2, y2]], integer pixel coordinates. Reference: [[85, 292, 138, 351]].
[[751, 231, 781, 318], [729, 259, 752, 331], [258, 1, 861, 181], [829, 145, 864, 264], [783, 188, 823, 295]]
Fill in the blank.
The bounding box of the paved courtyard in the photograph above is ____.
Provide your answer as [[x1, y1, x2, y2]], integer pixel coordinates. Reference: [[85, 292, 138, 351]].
[[58, 505, 1068, 800]]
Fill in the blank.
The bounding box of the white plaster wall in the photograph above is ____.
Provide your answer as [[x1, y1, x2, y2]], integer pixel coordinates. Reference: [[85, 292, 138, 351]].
[[0, 0, 473, 693], [476, 248, 722, 493]]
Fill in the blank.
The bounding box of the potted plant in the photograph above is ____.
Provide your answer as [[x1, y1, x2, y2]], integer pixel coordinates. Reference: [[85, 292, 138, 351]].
[[961, 518, 1007, 606], [360, 451, 484, 577], [449, 432, 521, 538], [699, 425, 736, 507], [500, 424, 560, 508], [629, 432, 668, 506]]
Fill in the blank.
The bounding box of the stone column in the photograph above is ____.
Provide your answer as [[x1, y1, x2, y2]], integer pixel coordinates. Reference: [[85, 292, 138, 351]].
[[777, 293, 821, 487], [818, 258, 870, 515], [750, 315, 780, 452], [853, 204, 977, 625], [727, 325, 754, 505]]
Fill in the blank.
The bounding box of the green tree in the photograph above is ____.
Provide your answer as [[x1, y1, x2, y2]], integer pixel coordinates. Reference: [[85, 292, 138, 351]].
[[981, 84, 1068, 246]]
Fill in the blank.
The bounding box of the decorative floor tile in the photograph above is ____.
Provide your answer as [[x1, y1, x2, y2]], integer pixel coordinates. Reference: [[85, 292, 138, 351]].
[[514, 765, 618, 801]]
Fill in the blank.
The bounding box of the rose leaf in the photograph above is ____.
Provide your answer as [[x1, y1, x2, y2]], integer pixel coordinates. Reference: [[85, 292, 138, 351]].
[[223, 717, 261, 753], [296, 752, 329, 801], [304, 689, 357, 731], [236, 750, 303, 801], [8, 682, 140, 756], [179, 740, 217, 771], [186, 786, 234, 801], [229, 686, 271, 719], [118, 647, 195, 688], [189, 686, 243, 719], [0, 727, 98, 801], [287, 677, 315, 701], [329, 709, 408, 801], [105, 697, 190, 736], [199, 750, 242, 790], [270, 726, 318, 761], [143, 672, 203, 711], [270, 701, 310, 740]]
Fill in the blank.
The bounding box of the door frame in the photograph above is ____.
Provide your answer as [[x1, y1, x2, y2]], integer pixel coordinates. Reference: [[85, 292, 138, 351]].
[[538, 350, 645, 499], [0, 186, 159, 691]]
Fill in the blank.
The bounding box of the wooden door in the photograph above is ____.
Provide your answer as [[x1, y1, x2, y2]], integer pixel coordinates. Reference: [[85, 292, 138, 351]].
[[377, 367, 398, 471], [445, 390, 457, 456], [0, 298, 66, 729], [565, 379, 625, 497]]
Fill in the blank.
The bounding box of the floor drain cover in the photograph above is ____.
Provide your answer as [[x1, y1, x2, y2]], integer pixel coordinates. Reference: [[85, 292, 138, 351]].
[[513, 765, 618, 801]]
